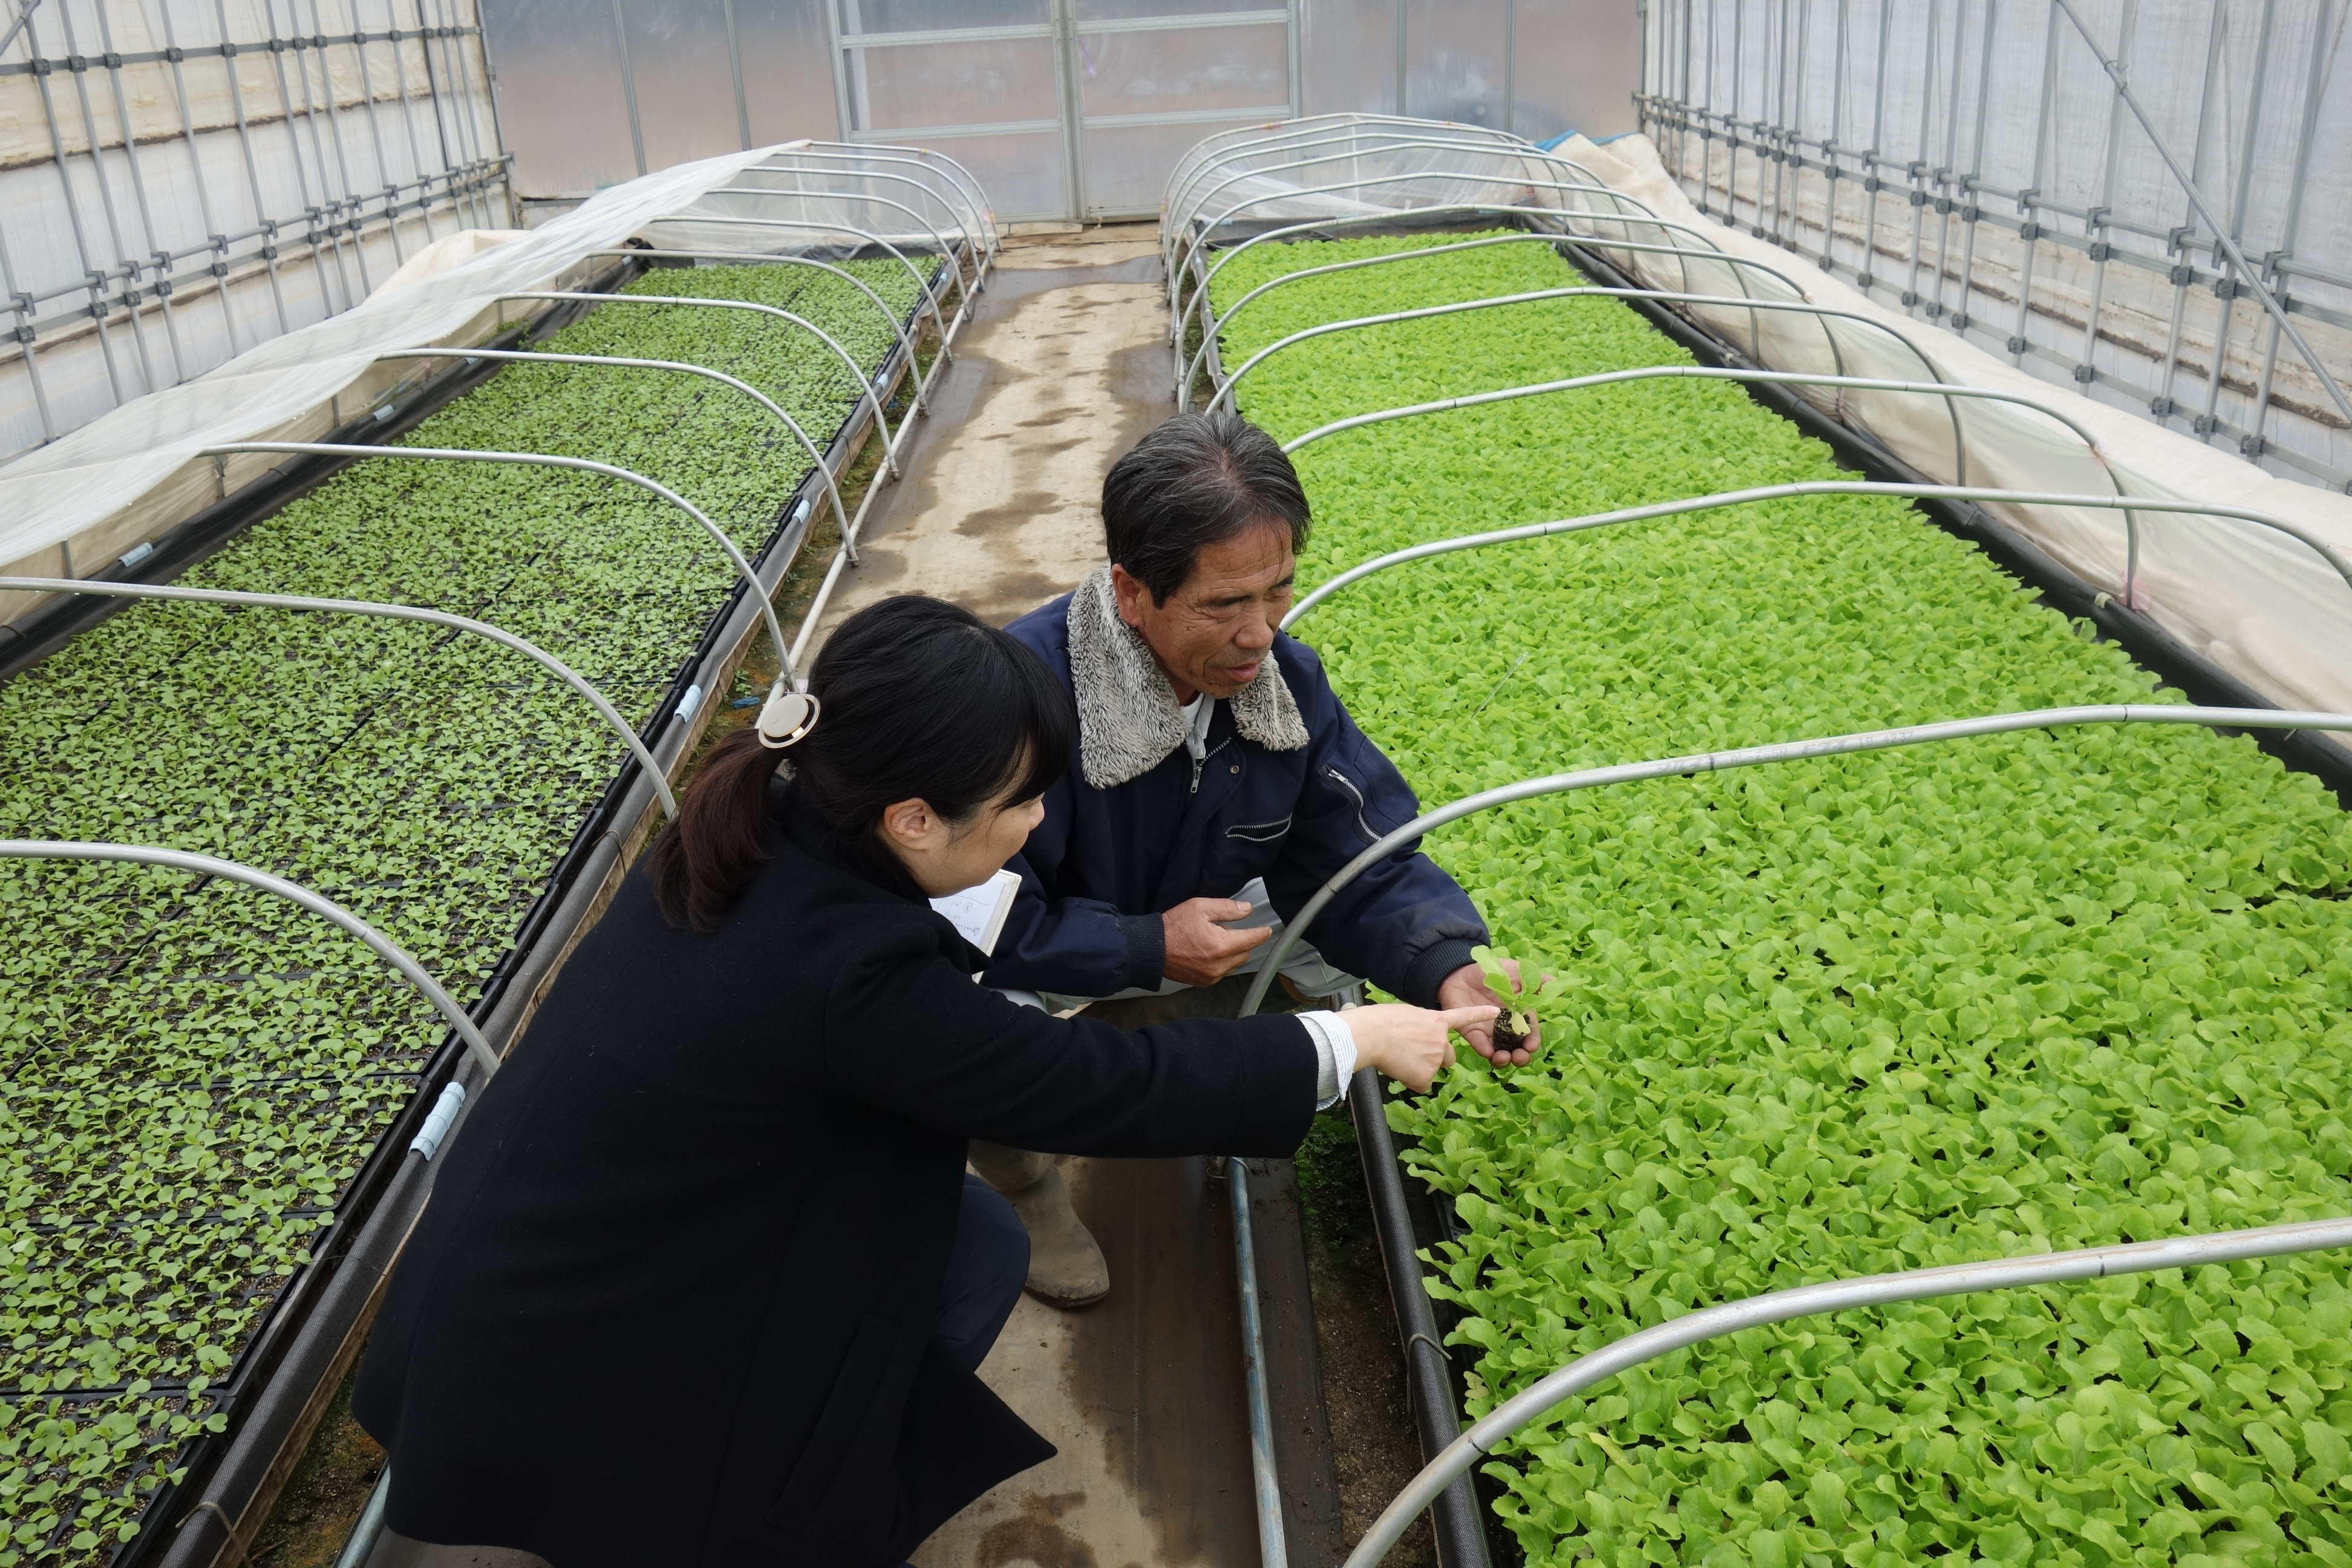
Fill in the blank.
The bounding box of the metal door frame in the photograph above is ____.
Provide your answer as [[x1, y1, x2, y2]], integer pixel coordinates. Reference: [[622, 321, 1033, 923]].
[[824, 0, 1300, 220]]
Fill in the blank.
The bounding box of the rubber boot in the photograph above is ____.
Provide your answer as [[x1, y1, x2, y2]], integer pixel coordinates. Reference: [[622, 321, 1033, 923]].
[[969, 1140, 1110, 1309]]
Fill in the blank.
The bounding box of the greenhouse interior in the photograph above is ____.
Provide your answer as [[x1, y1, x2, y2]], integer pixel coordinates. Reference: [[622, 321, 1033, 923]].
[[4, 0, 2352, 1564]]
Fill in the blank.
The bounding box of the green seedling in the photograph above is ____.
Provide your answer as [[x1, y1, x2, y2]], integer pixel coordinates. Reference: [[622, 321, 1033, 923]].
[[1215, 232, 2352, 1567], [0, 256, 937, 1561], [1469, 942, 1567, 1047]]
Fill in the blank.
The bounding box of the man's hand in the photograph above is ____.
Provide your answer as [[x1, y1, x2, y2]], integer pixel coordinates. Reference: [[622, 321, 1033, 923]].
[[1440, 960, 1539, 1066], [1162, 897, 1272, 987]]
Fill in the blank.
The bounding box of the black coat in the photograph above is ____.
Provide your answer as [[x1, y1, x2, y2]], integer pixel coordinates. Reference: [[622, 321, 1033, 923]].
[[353, 792, 1319, 1567]]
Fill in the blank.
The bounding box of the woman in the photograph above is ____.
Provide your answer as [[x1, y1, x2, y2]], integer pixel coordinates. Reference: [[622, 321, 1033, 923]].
[[353, 595, 1491, 1567]]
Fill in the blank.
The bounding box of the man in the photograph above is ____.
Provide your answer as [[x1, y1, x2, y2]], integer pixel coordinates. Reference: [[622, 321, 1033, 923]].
[[975, 411, 1537, 1307]]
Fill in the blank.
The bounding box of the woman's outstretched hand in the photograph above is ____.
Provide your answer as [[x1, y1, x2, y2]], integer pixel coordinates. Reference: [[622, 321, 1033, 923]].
[[1345, 1003, 1501, 1093]]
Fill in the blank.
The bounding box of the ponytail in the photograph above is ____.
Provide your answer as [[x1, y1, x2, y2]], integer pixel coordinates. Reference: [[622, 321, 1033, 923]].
[[648, 595, 1076, 932], [648, 726, 785, 933]]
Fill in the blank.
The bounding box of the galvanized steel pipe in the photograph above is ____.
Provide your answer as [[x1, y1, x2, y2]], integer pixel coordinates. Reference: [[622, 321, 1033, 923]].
[[1238, 704, 2352, 1021], [1344, 1213, 2352, 1568], [0, 839, 501, 1078]]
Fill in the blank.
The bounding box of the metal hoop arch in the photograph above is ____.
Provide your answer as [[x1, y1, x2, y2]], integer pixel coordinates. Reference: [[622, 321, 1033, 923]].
[[1169, 203, 1775, 362], [1237, 703, 2352, 1021], [0, 840, 502, 1079], [0, 577, 677, 819], [580, 247, 935, 413], [1282, 481, 2352, 635], [638, 215, 956, 352], [370, 347, 853, 550], [704, 185, 970, 298], [751, 150, 995, 272], [1171, 170, 1666, 310], [1212, 290, 1962, 428], [1277, 368, 2131, 522], [1163, 114, 1545, 221], [799, 140, 1001, 261], [1161, 128, 1609, 278], [1161, 123, 1612, 264], [202, 441, 794, 688], [491, 292, 905, 478], [1345, 1213, 2352, 1568], [1177, 232, 1818, 408]]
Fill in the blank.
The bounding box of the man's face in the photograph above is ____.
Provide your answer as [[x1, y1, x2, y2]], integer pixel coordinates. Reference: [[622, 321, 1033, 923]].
[[1111, 525, 1296, 703]]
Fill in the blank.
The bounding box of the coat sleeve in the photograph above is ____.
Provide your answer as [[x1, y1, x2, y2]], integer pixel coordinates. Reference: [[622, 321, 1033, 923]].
[[981, 774, 1165, 998], [1263, 652, 1489, 1007], [823, 916, 1316, 1157]]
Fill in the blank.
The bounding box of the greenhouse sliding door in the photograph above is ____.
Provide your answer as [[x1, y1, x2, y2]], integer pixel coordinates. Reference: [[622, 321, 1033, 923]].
[[1068, 0, 1297, 220], [827, 0, 1296, 222]]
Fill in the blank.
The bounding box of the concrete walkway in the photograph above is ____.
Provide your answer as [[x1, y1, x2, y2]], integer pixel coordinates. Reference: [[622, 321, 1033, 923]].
[[806, 224, 1170, 641], [365, 226, 1344, 1568]]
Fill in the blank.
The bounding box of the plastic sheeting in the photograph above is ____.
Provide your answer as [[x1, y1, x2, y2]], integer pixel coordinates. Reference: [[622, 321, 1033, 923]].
[[1641, 0, 2352, 492], [0, 0, 509, 463], [0, 139, 961, 596], [1173, 116, 2352, 716]]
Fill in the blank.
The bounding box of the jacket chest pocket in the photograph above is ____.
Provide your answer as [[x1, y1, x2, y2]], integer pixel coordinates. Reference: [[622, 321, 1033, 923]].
[[1224, 814, 1293, 845]]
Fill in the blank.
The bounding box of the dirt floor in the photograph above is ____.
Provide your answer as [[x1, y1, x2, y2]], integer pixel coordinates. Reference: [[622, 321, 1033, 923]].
[[251, 220, 1449, 1568], [245, 1365, 385, 1568], [1296, 1110, 1442, 1568]]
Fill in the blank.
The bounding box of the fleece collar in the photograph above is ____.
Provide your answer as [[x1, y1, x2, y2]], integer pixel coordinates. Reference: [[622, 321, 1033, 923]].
[[1065, 565, 1309, 789]]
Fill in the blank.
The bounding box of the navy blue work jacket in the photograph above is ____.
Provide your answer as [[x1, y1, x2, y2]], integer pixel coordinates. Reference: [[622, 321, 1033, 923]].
[[983, 589, 1487, 1007]]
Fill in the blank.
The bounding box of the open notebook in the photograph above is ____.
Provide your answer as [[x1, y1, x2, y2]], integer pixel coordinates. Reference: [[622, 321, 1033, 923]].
[[927, 867, 1023, 959]]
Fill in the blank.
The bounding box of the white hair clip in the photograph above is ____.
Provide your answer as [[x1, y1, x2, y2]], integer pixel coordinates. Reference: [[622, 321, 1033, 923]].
[[756, 688, 820, 750]]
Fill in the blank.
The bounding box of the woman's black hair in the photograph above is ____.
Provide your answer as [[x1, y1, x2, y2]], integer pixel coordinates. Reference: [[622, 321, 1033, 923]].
[[1101, 411, 1312, 604], [650, 595, 1074, 932]]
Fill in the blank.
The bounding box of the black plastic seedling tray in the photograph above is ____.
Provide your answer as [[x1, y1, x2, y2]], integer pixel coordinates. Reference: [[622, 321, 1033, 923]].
[[1, 249, 964, 1568]]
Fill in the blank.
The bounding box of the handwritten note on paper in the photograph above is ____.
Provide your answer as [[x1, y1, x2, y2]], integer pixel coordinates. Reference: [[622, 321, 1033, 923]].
[[928, 867, 1023, 958]]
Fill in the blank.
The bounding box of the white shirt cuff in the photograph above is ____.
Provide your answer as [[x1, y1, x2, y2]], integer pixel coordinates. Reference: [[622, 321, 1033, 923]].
[[1296, 1010, 1359, 1109]]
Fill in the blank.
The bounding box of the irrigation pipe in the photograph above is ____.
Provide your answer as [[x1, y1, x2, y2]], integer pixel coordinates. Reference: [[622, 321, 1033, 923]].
[[489, 292, 905, 477], [1345, 1211, 2352, 1568], [1226, 1158, 1288, 1568], [1279, 482, 2352, 633], [1212, 289, 1959, 416], [368, 347, 852, 547], [0, 840, 501, 1079], [757, 148, 997, 260], [795, 140, 1001, 263], [639, 215, 957, 353], [1179, 229, 1819, 404], [1279, 369, 2128, 509], [0, 577, 676, 818], [200, 442, 793, 690], [580, 247, 936, 413], [1236, 704, 2352, 1021]]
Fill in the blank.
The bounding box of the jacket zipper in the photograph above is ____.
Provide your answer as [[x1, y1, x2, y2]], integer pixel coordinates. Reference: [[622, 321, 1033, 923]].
[[1324, 766, 1378, 844], [1191, 736, 1231, 795]]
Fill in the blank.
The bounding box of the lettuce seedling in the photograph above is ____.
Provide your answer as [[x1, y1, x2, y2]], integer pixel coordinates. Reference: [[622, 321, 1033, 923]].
[[1469, 942, 1567, 1050]]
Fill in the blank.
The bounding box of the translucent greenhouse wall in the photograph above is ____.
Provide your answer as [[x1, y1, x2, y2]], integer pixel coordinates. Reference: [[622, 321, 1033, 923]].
[[1636, 0, 2352, 495], [0, 0, 513, 466], [479, 0, 1642, 223]]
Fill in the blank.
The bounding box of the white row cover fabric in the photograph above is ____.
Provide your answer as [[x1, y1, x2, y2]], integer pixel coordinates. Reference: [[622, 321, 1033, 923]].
[[0, 137, 929, 585], [1171, 116, 2352, 717]]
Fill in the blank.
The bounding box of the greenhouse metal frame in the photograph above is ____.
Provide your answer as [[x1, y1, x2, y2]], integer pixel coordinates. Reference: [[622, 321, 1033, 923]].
[[1636, 0, 2352, 491]]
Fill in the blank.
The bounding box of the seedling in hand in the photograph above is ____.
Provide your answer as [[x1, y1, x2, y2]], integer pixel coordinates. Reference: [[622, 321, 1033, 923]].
[[1470, 942, 1565, 1056]]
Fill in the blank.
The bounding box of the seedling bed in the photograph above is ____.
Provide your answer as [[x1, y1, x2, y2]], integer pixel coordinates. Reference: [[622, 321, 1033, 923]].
[[1212, 234, 2352, 1566], [0, 250, 947, 1568]]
